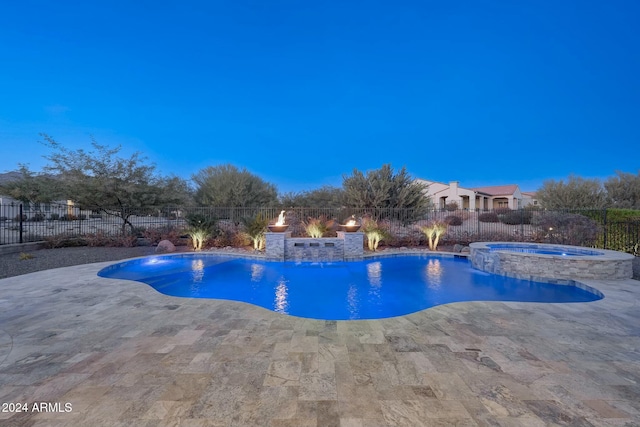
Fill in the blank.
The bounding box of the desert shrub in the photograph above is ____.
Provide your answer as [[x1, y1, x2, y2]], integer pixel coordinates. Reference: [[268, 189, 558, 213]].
[[42, 234, 87, 248], [0, 216, 7, 221], [478, 212, 499, 223], [14, 214, 27, 221], [499, 210, 532, 225], [142, 225, 185, 245], [384, 229, 422, 247], [60, 214, 78, 221], [77, 214, 87, 220], [208, 220, 246, 248], [444, 215, 462, 226], [494, 207, 512, 215], [89, 213, 103, 219], [84, 231, 137, 247], [445, 201, 459, 211], [532, 212, 601, 246], [48, 213, 60, 220]]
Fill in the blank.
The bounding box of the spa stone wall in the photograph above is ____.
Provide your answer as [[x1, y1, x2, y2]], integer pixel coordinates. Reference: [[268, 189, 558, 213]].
[[470, 243, 633, 281]]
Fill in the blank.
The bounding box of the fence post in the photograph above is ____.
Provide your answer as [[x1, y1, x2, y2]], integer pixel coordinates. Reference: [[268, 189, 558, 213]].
[[602, 208, 607, 250], [19, 204, 24, 244]]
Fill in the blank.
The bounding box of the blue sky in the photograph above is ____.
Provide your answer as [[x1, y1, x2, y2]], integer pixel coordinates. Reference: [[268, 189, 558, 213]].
[[1, 0, 638, 193]]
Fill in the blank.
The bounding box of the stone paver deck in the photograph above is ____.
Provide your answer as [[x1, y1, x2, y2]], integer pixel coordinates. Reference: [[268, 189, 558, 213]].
[[0, 256, 639, 426]]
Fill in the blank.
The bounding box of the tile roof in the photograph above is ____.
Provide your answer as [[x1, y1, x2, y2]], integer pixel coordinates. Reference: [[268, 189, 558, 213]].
[[471, 184, 519, 196]]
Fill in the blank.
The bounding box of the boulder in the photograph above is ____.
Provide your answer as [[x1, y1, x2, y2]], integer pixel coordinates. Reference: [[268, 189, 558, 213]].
[[453, 244, 464, 253], [461, 246, 471, 253], [155, 239, 176, 253]]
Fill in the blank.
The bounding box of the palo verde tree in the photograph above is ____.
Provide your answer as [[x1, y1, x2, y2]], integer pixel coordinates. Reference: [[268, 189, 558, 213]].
[[40, 134, 191, 233], [192, 164, 278, 207], [342, 164, 430, 220], [536, 175, 608, 210]]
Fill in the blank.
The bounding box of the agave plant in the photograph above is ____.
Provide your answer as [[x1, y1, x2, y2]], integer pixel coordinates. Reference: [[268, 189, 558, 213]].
[[419, 221, 447, 251], [241, 213, 269, 251], [361, 218, 389, 251]]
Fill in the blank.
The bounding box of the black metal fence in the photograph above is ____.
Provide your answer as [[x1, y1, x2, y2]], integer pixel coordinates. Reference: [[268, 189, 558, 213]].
[[1, 203, 639, 255]]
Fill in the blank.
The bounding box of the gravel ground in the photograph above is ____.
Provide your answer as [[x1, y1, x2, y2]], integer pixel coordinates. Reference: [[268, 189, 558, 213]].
[[0, 246, 189, 279]]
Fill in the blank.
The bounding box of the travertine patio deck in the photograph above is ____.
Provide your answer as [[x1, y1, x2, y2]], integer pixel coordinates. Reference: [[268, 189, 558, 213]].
[[0, 257, 639, 426]]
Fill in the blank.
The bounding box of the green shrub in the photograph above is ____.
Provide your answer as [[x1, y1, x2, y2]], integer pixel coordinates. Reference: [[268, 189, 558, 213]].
[[478, 212, 499, 223]]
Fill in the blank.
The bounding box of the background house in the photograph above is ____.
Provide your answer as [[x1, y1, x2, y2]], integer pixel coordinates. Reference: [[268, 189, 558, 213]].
[[416, 179, 537, 210]]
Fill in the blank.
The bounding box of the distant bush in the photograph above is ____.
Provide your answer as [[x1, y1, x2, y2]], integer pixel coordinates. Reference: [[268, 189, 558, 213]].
[[532, 212, 600, 246], [444, 215, 463, 226], [77, 214, 87, 220], [499, 210, 532, 225], [0, 216, 7, 221], [60, 214, 78, 221], [48, 213, 60, 220], [445, 201, 459, 211], [29, 213, 46, 222], [494, 207, 512, 215], [89, 213, 103, 219], [14, 214, 27, 221], [478, 212, 499, 223]]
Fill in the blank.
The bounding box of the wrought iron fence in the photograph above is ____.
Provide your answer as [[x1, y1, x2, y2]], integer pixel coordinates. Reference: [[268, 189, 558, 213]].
[[1, 203, 638, 255]]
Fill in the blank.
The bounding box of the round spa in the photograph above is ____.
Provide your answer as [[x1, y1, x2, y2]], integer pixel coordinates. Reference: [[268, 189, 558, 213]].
[[470, 242, 634, 281]]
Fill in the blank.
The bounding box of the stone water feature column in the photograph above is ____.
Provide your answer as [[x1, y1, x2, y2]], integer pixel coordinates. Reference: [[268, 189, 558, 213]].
[[265, 231, 291, 261], [337, 231, 364, 261]]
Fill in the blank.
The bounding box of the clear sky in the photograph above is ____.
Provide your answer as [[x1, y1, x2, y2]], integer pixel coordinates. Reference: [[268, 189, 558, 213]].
[[1, 0, 638, 193]]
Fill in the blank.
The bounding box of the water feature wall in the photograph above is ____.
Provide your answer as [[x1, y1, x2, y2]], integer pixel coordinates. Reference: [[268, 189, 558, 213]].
[[266, 231, 364, 261]]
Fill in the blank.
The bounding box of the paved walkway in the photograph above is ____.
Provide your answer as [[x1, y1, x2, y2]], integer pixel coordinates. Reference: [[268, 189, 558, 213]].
[[0, 256, 639, 426]]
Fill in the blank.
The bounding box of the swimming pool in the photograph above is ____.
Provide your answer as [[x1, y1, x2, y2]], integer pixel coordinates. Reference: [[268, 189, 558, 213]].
[[97, 254, 603, 320]]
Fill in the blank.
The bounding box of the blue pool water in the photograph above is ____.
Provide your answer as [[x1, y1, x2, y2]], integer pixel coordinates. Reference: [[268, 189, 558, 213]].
[[97, 254, 603, 320], [487, 244, 603, 256]]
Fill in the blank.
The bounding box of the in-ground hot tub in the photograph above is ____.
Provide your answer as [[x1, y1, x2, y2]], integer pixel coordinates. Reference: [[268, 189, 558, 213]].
[[470, 242, 634, 281]]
